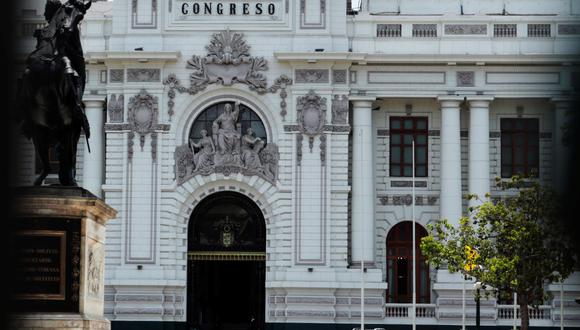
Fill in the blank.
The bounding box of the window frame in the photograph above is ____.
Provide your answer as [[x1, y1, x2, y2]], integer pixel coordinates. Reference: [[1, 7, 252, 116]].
[[389, 116, 429, 178], [500, 118, 540, 178]]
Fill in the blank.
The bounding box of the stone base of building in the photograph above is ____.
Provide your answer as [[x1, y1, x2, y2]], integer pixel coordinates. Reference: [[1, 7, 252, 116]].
[[108, 321, 567, 330], [9, 314, 110, 330]]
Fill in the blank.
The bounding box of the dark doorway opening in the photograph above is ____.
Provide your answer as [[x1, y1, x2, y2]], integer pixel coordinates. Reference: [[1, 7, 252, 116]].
[[187, 192, 266, 330], [386, 221, 430, 303]]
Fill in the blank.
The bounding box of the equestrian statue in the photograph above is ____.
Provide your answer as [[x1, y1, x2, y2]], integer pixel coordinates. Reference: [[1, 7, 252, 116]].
[[16, 0, 92, 186]]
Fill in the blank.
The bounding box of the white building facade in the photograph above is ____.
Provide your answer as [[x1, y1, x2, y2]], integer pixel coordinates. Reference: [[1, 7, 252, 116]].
[[14, 0, 580, 329]]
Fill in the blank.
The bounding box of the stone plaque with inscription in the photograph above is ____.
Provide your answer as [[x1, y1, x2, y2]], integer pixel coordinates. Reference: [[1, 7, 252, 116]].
[[8, 187, 117, 330]]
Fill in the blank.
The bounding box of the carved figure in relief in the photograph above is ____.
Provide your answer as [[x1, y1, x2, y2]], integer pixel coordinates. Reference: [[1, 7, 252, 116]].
[[212, 102, 242, 164], [189, 129, 215, 171], [241, 128, 264, 169], [259, 144, 279, 181]]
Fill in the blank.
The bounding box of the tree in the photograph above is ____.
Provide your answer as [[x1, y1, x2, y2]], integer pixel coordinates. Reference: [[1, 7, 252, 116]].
[[420, 176, 576, 330]]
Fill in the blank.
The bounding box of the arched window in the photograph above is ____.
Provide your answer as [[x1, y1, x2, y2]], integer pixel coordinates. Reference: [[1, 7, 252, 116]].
[[386, 221, 430, 303], [189, 102, 267, 142]]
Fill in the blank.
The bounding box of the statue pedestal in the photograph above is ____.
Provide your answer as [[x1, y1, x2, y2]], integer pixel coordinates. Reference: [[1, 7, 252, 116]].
[[8, 187, 117, 330]]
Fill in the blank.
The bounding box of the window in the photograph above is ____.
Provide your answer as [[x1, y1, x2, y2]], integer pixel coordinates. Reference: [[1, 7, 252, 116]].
[[500, 118, 539, 178], [189, 102, 267, 143], [386, 221, 430, 303], [390, 117, 428, 177]]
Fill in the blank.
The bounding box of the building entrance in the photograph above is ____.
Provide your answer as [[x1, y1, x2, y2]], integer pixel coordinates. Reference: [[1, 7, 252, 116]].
[[187, 192, 266, 330]]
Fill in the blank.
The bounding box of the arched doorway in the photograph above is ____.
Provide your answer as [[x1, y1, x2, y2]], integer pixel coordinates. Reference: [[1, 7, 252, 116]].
[[187, 192, 266, 330], [386, 221, 430, 303]]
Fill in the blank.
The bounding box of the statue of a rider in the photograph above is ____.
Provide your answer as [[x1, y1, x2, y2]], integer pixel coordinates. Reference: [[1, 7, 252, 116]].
[[17, 0, 92, 186]]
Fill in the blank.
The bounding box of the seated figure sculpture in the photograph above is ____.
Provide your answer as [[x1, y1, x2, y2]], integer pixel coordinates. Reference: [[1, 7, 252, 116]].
[[212, 102, 242, 165], [189, 129, 215, 172], [241, 128, 264, 169]]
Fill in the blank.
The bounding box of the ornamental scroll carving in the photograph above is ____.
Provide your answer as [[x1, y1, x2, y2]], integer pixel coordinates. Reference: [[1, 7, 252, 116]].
[[163, 29, 293, 121], [175, 102, 279, 186]]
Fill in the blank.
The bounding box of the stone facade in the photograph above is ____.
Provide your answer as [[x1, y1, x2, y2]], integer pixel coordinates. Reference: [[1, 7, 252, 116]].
[[13, 0, 580, 328]]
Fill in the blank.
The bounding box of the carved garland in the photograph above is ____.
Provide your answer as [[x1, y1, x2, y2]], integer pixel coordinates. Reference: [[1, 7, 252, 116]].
[[163, 29, 293, 121]]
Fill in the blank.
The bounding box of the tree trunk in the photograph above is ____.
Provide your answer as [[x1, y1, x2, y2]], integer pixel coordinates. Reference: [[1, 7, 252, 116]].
[[519, 294, 530, 330]]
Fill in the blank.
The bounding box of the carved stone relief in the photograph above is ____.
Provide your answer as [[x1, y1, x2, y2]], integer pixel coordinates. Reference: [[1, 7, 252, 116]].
[[444, 24, 487, 35], [87, 244, 104, 297], [109, 69, 124, 83], [108, 94, 124, 123], [295, 69, 329, 83], [297, 90, 327, 151], [331, 95, 348, 124], [558, 24, 580, 35], [163, 30, 292, 121], [175, 102, 279, 185], [379, 195, 439, 206], [332, 70, 347, 84], [127, 69, 160, 82], [457, 71, 475, 87]]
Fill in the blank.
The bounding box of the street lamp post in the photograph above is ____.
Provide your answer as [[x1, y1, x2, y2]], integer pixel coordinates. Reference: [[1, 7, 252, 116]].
[[474, 281, 482, 330]]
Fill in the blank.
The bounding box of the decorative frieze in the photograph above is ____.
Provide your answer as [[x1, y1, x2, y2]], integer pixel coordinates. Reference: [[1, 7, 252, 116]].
[[127, 69, 160, 82], [379, 194, 439, 206], [558, 24, 580, 35], [295, 69, 329, 84], [445, 24, 487, 35]]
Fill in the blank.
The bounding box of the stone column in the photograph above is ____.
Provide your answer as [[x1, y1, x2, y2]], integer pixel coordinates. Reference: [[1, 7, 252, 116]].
[[438, 96, 464, 225], [467, 96, 493, 208], [82, 96, 106, 197], [551, 97, 573, 193], [350, 96, 376, 266]]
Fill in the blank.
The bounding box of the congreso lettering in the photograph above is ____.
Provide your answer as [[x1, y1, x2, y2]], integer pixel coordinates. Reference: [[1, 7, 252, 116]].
[[181, 2, 277, 16]]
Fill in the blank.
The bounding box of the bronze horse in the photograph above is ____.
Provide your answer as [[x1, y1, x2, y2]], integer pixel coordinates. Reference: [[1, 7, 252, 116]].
[[17, 0, 92, 186]]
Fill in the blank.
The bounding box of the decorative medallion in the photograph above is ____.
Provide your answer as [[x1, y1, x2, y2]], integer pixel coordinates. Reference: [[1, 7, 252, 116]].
[[127, 89, 161, 159], [297, 90, 327, 151]]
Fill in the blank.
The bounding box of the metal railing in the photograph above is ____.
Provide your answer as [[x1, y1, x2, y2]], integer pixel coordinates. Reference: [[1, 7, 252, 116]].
[[412, 24, 437, 37], [385, 303, 437, 318], [528, 24, 551, 37], [494, 24, 517, 37], [497, 305, 552, 320], [377, 24, 402, 38]]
